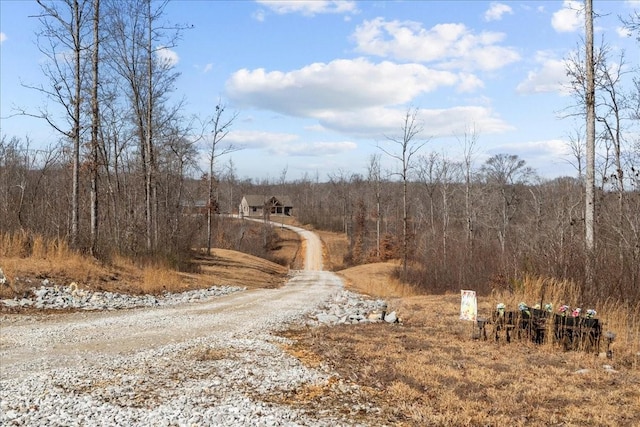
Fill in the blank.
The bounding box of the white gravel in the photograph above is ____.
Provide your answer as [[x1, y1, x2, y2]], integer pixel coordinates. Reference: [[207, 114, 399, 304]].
[[0, 225, 392, 426], [1, 283, 246, 311]]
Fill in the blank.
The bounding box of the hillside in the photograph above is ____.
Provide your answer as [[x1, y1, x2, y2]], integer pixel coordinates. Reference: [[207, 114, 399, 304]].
[[1, 224, 639, 426]]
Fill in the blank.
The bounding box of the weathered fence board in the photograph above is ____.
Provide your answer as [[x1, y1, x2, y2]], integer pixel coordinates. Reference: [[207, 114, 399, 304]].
[[486, 308, 602, 353]]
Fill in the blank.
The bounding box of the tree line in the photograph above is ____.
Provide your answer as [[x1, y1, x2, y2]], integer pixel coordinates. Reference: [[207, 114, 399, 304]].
[[3, 0, 237, 262], [1, 2, 638, 303]]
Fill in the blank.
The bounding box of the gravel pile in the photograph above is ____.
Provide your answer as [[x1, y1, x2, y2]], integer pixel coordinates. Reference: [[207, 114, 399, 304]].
[[307, 289, 399, 325], [0, 282, 245, 310]]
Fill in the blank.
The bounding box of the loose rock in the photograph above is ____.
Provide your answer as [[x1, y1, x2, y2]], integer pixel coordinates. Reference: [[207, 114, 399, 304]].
[[1, 281, 246, 311]]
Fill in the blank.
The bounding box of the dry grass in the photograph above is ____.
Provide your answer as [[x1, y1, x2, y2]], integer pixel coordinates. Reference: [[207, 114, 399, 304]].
[[490, 275, 640, 366], [270, 226, 303, 270], [339, 261, 419, 299], [0, 230, 295, 299], [275, 240, 640, 426], [3, 229, 639, 425], [0, 232, 117, 298], [314, 229, 349, 271], [278, 266, 640, 426]]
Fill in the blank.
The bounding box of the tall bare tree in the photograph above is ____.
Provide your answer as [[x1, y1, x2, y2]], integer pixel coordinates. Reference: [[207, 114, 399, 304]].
[[458, 125, 479, 255], [89, 0, 100, 255], [379, 108, 429, 277], [480, 153, 534, 256], [584, 0, 596, 288], [27, 0, 92, 247], [367, 154, 383, 259], [103, 0, 184, 251], [202, 103, 238, 256], [564, 0, 600, 289]]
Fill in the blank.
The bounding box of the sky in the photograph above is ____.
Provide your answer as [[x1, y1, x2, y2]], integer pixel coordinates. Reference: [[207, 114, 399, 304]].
[[1, 0, 638, 182]]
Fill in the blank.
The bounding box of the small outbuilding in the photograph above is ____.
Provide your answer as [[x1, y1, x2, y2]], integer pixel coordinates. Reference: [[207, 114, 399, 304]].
[[239, 195, 293, 218]]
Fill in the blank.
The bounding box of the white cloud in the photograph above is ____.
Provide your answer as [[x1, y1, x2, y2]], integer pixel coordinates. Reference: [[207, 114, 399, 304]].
[[315, 106, 512, 140], [226, 130, 298, 149], [484, 3, 513, 22], [304, 124, 327, 132], [457, 73, 485, 93], [516, 52, 570, 95], [252, 9, 266, 22], [155, 47, 179, 67], [203, 63, 213, 73], [351, 18, 520, 71], [256, 0, 358, 16], [226, 58, 461, 116], [0, 32, 6, 44], [491, 139, 571, 158], [225, 129, 356, 156], [551, 0, 583, 33], [225, 58, 512, 140], [616, 26, 632, 38], [275, 140, 357, 156], [487, 138, 575, 177]]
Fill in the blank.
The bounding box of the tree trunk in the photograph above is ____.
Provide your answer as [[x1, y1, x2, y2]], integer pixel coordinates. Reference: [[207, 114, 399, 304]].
[[90, 0, 100, 255], [71, 0, 81, 248], [585, 0, 596, 290], [145, 0, 154, 251], [402, 169, 408, 278]]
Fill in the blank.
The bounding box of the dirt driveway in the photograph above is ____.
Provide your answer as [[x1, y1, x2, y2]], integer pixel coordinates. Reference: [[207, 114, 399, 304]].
[[0, 224, 350, 426]]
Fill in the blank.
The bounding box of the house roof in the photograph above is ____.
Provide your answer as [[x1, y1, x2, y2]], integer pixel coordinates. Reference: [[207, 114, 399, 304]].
[[243, 195, 293, 207]]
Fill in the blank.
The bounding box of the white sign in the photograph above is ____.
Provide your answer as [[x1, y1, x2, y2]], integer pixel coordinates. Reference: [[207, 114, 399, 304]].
[[460, 290, 477, 322]]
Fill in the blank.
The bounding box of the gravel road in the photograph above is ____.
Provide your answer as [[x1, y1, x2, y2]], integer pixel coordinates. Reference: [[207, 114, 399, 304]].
[[0, 224, 368, 426]]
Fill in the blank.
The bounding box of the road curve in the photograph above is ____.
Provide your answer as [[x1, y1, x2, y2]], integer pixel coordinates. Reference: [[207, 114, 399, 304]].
[[0, 224, 345, 426]]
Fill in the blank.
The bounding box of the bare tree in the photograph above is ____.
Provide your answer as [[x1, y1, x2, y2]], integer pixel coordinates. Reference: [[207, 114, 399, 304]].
[[416, 152, 436, 238], [379, 108, 429, 277], [562, 0, 599, 289], [565, 2, 639, 291], [367, 154, 383, 259], [0, 136, 60, 234], [103, 0, 185, 251], [163, 126, 198, 244], [24, 0, 93, 247], [620, 9, 640, 43], [89, 0, 100, 255], [479, 153, 534, 256], [418, 152, 459, 267], [458, 125, 480, 254], [202, 103, 239, 256], [565, 126, 586, 180], [328, 169, 355, 235], [584, 0, 597, 288]]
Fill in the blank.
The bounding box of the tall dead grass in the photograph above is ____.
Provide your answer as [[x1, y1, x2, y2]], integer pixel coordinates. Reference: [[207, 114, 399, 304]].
[[0, 231, 75, 260], [0, 231, 103, 289], [490, 275, 640, 367], [281, 292, 640, 426], [108, 253, 186, 294], [140, 265, 184, 294], [339, 261, 421, 299], [0, 232, 187, 296]]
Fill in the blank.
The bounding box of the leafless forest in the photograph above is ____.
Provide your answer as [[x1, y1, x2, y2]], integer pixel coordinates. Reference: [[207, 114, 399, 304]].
[[1, 1, 639, 306], [2, 132, 639, 304]]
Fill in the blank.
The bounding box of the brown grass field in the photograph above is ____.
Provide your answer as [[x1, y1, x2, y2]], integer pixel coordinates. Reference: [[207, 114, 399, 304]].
[[281, 265, 640, 426], [1, 227, 639, 426]]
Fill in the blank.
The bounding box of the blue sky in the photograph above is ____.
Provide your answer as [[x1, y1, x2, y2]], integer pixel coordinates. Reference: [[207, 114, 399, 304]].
[[1, 0, 638, 182]]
